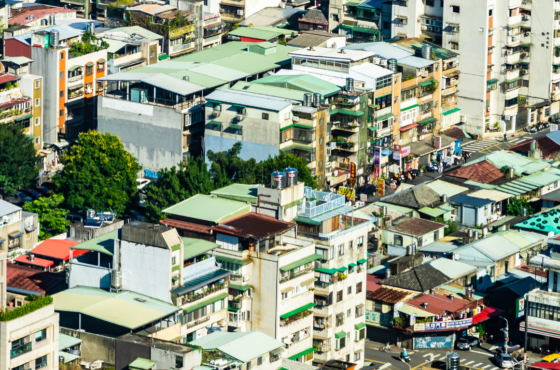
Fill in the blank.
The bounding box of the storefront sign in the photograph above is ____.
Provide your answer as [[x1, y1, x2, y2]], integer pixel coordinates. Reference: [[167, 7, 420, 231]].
[[434, 136, 442, 149], [401, 146, 411, 157], [378, 179, 385, 196], [366, 311, 393, 327], [410, 314, 417, 326], [414, 318, 472, 331], [374, 147, 382, 166], [339, 187, 355, 201], [360, 193, 367, 202], [516, 297, 525, 318], [350, 162, 356, 187]]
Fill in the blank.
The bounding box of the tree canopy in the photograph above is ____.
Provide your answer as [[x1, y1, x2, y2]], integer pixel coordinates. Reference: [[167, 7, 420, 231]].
[[507, 197, 534, 216], [23, 194, 71, 240], [53, 132, 141, 216], [0, 124, 40, 195]]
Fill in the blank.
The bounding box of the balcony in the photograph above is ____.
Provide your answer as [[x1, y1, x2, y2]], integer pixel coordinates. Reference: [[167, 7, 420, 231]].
[[442, 86, 456, 96], [68, 74, 83, 85], [221, 0, 245, 5], [507, 14, 522, 26], [178, 281, 227, 306], [331, 122, 360, 132], [204, 34, 221, 44], [186, 315, 210, 329], [172, 42, 194, 54], [298, 188, 346, 218], [555, 35, 560, 47], [552, 90, 560, 101], [419, 93, 433, 103], [504, 104, 519, 117], [505, 51, 521, 64], [521, 0, 532, 9], [68, 89, 84, 101], [11, 342, 32, 359], [0, 107, 32, 124], [279, 266, 315, 283], [331, 140, 357, 152], [506, 35, 521, 47]]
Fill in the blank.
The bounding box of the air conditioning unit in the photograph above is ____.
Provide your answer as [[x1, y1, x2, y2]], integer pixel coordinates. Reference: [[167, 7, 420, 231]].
[[460, 115, 466, 122], [489, 48, 494, 54], [521, 53, 527, 59], [421, 25, 428, 30], [451, 26, 459, 32], [237, 9, 244, 15], [421, 70, 429, 77], [523, 15, 531, 21], [486, 106, 491, 112], [236, 114, 244, 121], [507, 49, 513, 55], [525, 32, 530, 37], [213, 110, 220, 117], [326, 148, 331, 156], [292, 116, 299, 122], [521, 70, 528, 75], [325, 161, 331, 168], [243, 275, 249, 282]]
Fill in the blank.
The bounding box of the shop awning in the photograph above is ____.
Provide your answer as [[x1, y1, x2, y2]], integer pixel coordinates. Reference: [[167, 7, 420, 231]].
[[487, 78, 499, 85], [280, 303, 316, 319], [215, 255, 250, 266], [355, 322, 366, 330], [400, 123, 419, 131], [401, 104, 419, 111], [335, 331, 347, 339], [520, 62, 529, 66], [358, 258, 367, 264], [280, 254, 322, 272], [376, 113, 394, 121], [281, 145, 312, 153], [229, 124, 243, 130], [316, 267, 337, 274], [288, 348, 315, 361], [281, 124, 312, 131], [472, 306, 504, 325], [521, 44, 531, 48], [331, 109, 364, 116], [172, 276, 179, 282], [228, 306, 239, 312], [419, 79, 437, 87], [338, 24, 379, 35], [419, 117, 437, 125], [230, 284, 251, 291]]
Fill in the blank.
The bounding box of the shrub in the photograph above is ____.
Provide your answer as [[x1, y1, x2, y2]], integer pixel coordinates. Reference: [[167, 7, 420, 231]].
[[0, 296, 53, 321]]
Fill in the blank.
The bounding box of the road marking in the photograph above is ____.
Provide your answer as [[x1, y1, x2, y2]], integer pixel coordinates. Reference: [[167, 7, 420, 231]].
[[482, 365, 491, 369], [465, 361, 475, 365], [365, 359, 388, 364], [490, 346, 499, 351], [491, 367, 499, 370], [423, 354, 432, 357], [411, 362, 428, 370], [460, 359, 467, 362], [470, 350, 493, 356], [473, 363, 484, 367]]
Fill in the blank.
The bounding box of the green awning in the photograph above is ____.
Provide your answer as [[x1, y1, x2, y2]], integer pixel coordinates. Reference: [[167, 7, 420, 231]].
[[345, 0, 362, 6], [15, 114, 33, 122], [376, 113, 394, 121], [357, 5, 378, 10], [280, 124, 313, 131], [86, 62, 94, 67], [230, 284, 251, 291], [280, 254, 322, 272], [335, 331, 347, 339], [419, 78, 437, 87], [401, 104, 419, 111], [370, 140, 376, 145], [228, 124, 242, 130], [332, 108, 364, 116], [172, 276, 179, 281], [487, 78, 499, 85], [158, 54, 169, 60], [419, 117, 437, 125], [368, 126, 377, 132], [442, 107, 461, 116], [27, 135, 35, 140], [338, 266, 348, 272], [288, 348, 315, 361], [208, 121, 221, 127], [355, 322, 367, 330], [185, 292, 228, 313], [294, 217, 320, 226], [339, 24, 379, 35], [349, 263, 357, 268], [463, 130, 472, 139], [357, 258, 368, 264], [97, 60, 106, 64], [505, 76, 525, 83], [215, 255, 250, 265], [228, 306, 239, 312], [521, 44, 531, 48], [129, 358, 156, 370], [316, 267, 337, 274], [376, 92, 391, 98], [520, 62, 529, 66], [232, 103, 246, 108], [280, 303, 316, 319], [281, 145, 312, 152], [68, 65, 82, 72]]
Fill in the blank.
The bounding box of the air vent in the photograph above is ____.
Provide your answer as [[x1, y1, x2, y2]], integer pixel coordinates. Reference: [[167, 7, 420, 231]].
[[134, 298, 147, 303]]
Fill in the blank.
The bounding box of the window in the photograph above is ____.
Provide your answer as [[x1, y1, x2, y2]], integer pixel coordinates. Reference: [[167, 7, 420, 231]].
[[356, 304, 364, 317], [357, 237, 363, 248], [60, 72, 64, 78], [258, 357, 263, 366], [375, 94, 392, 108], [172, 256, 177, 265], [35, 329, 47, 342], [35, 355, 47, 369], [357, 282, 362, 293], [376, 75, 392, 89], [176, 356, 184, 368], [60, 91, 63, 98], [86, 65, 93, 75], [247, 361, 252, 370], [355, 352, 362, 361], [332, 14, 339, 22], [150, 51, 156, 58], [452, 5, 460, 13], [338, 244, 344, 256], [402, 87, 417, 101], [318, 161, 323, 168], [319, 137, 323, 145], [236, 106, 246, 115], [347, 308, 352, 317], [546, 107, 551, 117], [336, 336, 347, 349], [426, 0, 434, 5], [337, 290, 343, 302], [348, 286, 352, 294], [34, 117, 40, 126], [320, 118, 324, 125], [35, 80, 40, 89], [356, 327, 366, 341], [35, 138, 40, 145], [35, 98, 40, 107], [383, 21, 391, 29], [282, 290, 290, 300], [434, 231, 439, 241], [60, 109, 64, 117], [489, 8, 493, 16], [394, 235, 403, 246], [449, 42, 459, 50], [262, 113, 269, 120]]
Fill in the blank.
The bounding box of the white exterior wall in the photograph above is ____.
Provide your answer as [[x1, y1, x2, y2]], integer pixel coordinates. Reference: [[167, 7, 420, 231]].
[[244, 0, 283, 18]]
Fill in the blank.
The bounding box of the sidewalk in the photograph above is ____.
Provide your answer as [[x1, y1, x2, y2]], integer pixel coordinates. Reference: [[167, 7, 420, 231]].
[[365, 340, 416, 354]]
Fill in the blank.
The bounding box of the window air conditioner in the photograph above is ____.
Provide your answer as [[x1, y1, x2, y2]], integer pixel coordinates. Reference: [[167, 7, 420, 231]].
[[428, 26, 433, 31], [293, 116, 300, 122], [243, 275, 249, 282], [237, 9, 244, 16], [487, 106, 491, 112], [236, 114, 244, 121], [525, 32, 530, 37], [421, 25, 428, 30], [213, 110, 220, 117]]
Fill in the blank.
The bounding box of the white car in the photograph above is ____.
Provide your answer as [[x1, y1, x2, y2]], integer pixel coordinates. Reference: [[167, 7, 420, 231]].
[[136, 178, 151, 190]]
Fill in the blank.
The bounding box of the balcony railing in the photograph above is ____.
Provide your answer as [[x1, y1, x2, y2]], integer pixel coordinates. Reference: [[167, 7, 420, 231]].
[[187, 315, 210, 329], [181, 282, 227, 305], [298, 188, 346, 219], [280, 266, 314, 283], [68, 75, 83, 83], [11, 342, 32, 359]]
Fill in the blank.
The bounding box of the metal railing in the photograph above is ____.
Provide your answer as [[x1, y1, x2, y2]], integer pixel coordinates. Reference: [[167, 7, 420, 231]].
[[297, 188, 346, 218], [11, 342, 32, 359]]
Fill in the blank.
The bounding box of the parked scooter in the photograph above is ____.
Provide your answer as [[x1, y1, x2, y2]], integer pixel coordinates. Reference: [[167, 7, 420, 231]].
[[426, 164, 437, 172]]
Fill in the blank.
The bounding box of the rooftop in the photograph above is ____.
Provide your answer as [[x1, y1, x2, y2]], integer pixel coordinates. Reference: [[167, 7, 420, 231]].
[[210, 184, 259, 204], [345, 42, 436, 68], [230, 81, 310, 102], [98, 72, 205, 97], [366, 286, 414, 303], [9, 25, 82, 46], [191, 331, 284, 363], [71, 229, 117, 256], [386, 216, 445, 236], [118, 333, 196, 353], [381, 183, 441, 209], [469, 151, 551, 176], [213, 213, 295, 240], [515, 207, 560, 234], [228, 26, 293, 41], [405, 292, 471, 315], [455, 230, 543, 262], [386, 37, 459, 60], [30, 239, 83, 261], [300, 9, 328, 24], [238, 7, 305, 27], [468, 189, 513, 202], [53, 286, 180, 330], [0, 199, 20, 217], [14, 254, 54, 268], [182, 237, 219, 260], [448, 160, 504, 184], [380, 263, 451, 292], [289, 46, 376, 62], [449, 194, 494, 208], [128, 4, 178, 16], [163, 194, 250, 224], [206, 89, 292, 111], [253, 74, 340, 97], [509, 136, 560, 159], [6, 262, 65, 295], [288, 33, 339, 48], [429, 258, 476, 280], [9, 5, 75, 26], [59, 333, 82, 351], [98, 26, 164, 41], [425, 180, 468, 197]]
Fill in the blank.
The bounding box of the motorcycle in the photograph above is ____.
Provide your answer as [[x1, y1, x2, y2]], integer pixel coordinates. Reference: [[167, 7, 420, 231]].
[[406, 172, 413, 180], [379, 343, 391, 352], [426, 164, 437, 172], [400, 353, 411, 363]]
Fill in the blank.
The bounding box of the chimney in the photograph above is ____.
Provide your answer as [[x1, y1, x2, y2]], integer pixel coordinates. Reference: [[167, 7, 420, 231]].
[[449, 295, 454, 301], [29, 254, 35, 262], [421, 302, 428, 309], [430, 288, 435, 294]]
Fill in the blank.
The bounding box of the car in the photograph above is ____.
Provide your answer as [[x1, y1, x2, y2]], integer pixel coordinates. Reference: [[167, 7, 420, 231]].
[[129, 210, 146, 222], [136, 178, 151, 191], [27, 190, 43, 199], [456, 336, 481, 350], [36, 186, 51, 196], [494, 352, 514, 368], [14, 192, 32, 203]]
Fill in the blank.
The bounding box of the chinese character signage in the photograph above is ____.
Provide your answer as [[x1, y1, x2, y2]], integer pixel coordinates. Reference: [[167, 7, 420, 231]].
[[350, 162, 356, 187], [366, 311, 393, 327], [516, 297, 525, 318], [339, 187, 355, 201], [413, 318, 472, 331], [378, 179, 385, 196]]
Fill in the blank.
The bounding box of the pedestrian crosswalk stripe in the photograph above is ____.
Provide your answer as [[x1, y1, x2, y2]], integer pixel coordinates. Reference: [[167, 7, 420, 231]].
[[460, 359, 466, 362], [463, 141, 497, 152], [432, 354, 440, 359], [491, 367, 499, 370], [482, 365, 491, 369], [465, 361, 475, 365], [423, 354, 430, 357]]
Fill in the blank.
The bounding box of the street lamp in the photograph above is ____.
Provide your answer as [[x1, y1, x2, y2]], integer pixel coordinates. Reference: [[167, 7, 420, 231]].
[[500, 316, 509, 354]]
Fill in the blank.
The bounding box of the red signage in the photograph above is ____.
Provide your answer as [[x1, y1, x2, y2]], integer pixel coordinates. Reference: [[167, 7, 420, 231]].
[[350, 162, 357, 188]]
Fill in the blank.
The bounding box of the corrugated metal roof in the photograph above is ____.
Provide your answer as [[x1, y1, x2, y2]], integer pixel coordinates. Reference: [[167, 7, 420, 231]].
[[129, 4, 176, 15], [71, 230, 116, 256], [387, 37, 459, 60], [59, 333, 83, 350], [192, 331, 284, 362], [398, 304, 436, 317], [468, 189, 513, 202], [182, 237, 219, 260], [518, 167, 560, 187], [419, 241, 458, 253], [9, 24, 81, 45], [129, 358, 157, 370], [398, 55, 435, 68], [230, 81, 307, 101], [0, 199, 20, 218], [372, 201, 415, 216], [469, 151, 550, 176], [345, 41, 414, 59], [104, 39, 128, 53], [289, 46, 376, 61], [163, 194, 250, 223], [351, 62, 393, 80], [455, 230, 540, 262], [53, 287, 180, 329], [228, 27, 290, 40], [253, 74, 340, 97], [239, 8, 305, 27], [2, 56, 32, 64], [97, 72, 204, 96], [429, 258, 476, 279], [210, 184, 259, 203], [206, 89, 292, 111], [100, 26, 163, 40], [425, 179, 468, 197]]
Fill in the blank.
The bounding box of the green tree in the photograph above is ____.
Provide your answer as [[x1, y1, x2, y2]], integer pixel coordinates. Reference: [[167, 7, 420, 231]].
[[23, 194, 71, 240], [444, 219, 459, 236], [144, 157, 215, 222], [507, 197, 534, 216], [0, 124, 40, 195], [53, 132, 140, 216]]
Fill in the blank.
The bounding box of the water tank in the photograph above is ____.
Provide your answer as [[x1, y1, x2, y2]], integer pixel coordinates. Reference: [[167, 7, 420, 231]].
[[88, 21, 95, 34], [446, 352, 460, 370], [271, 171, 286, 189], [467, 229, 473, 237], [29, 254, 35, 262], [304, 93, 312, 107], [442, 194, 448, 203], [313, 93, 322, 107], [346, 78, 354, 92], [51, 30, 59, 47], [49, 13, 55, 25], [388, 58, 397, 72], [530, 140, 537, 150], [508, 167, 515, 179], [284, 167, 298, 187], [474, 230, 479, 240], [465, 285, 473, 299], [406, 245, 412, 255], [422, 44, 432, 60], [382, 206, 387, 217], [385, 268, 391, 278], [522, 208, 527, 217], [482, 227, 488, 237], [111, 269, 122, 290]]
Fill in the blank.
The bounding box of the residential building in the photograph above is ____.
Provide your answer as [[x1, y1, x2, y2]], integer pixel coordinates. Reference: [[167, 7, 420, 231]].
[[227, 27, 294, 43], [238, 7, 305, 28], [0, 200, 38, 252], [380, 183, 443, 212], [380, 261, 452, 293], [97, 41, 295, 170], [6, 262, 66, 304], [518, 101, 560, 131], [14, 239, 82, 272], [449, 194, 498, 228], [287, 31, 347, 49], [115, 333, 202, 370], [509, 130, 560, 160], [299, 9, 330, 32], [448, 160, 505, 184], [328, 0, 382, 40], [365, 286, 416, 342], [382, 216, 445, 255], [219, 0, 283, 25], [0, 252, 60, 370], [192, 331, 285, 370], [58, 333, 82, 365], [8, 6, 76, 28]]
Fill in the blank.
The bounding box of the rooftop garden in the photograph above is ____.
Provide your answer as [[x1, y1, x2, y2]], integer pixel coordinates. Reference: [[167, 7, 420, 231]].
[[0, 295, 53, 321], [0, 81, 18, 92], [69, 32, 109, 59]]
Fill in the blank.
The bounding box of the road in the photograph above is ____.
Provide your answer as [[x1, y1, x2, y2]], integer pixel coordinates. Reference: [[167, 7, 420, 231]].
[[363, 340, 530, 370]]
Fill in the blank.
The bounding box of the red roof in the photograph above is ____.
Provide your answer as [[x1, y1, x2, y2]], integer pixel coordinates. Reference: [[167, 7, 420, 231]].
[[405, 292, 473, 315], [214, 213, 295, 239], [9, 6, 75, 25], [509, 136, 560, 159], [160, 218, 213, 234], [30, 239, 84, 261], [529, 363, 560, 370], [0, 97, 30, 110], [448, 160, 504, 184], [15, 254, 54, 268], [6, 262, 65, 294], [0, 73, 19, 85], [366, 274, 382, 293], [400, 123, 419, 132], [472, 306, 504, 325]]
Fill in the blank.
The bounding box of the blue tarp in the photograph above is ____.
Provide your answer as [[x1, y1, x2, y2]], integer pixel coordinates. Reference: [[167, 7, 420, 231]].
[[144, 169, 159, 179]]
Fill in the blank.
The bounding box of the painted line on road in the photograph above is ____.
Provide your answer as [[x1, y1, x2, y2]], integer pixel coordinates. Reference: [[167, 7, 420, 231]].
[[482, 365, 491, 369], [473, 363, 484, 367], [460, 359, 467, 362], [411, 362, 428, 370], [469, 350, 493, 356], [365, 359, 389, 365], [465, 361, 475, 365]]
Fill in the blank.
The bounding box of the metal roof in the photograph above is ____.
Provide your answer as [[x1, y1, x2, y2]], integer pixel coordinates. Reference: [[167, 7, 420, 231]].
[[398, 304, 435, 317], [97, 72, 204, 96], [449, 194, 494, 207], [351, 62, 393, 80], [0, 199, 20, 218], [104, 39, 127, 54], [71, 230, 116, 256], [308, 206, 355, 222], [129, 358, 156, 370], [468, 189, 513, 202], [387, 37, 459, 60], [53, 287, 180, 329], [182, 237, 219, 260], [59, 352, 80, 364], [425, 180, 468, 197], [455, 230, 542, 262], [253, 74, 340, 97], [9, 25, 81, 45], [59, 333, 83, 350], [398, 55, 436, 68], [210, 184, 259, 203], [372, 201, 415, 216], [515, 207, 560, 234], [345, 41, 413, 59], [230, 81, 308, 102], [172, 268, 231, 296], [239, 8, 305, 27], [2, 56, 33, 64], [99, 26, 163, 40], [206, 89, 292, 111], [192, 331, 284, 362], [469, 151, 551, 176], [163, 194, 251, 223], [289, 46, 376, 61], [419, 241, 458, 253], [129, 4, 176, 15], [228, 27, 293, 40], [429, 258, 476, 279]]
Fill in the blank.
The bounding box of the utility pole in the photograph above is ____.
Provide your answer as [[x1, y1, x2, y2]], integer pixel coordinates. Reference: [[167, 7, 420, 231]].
[[500, 316, 509, 355]]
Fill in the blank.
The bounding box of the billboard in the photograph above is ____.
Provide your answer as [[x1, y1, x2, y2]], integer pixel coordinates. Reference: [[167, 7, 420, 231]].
[[339, 187, 355, 201], [378, 179, 385, 196], [349, 162, 356, 187], [414, 318, 472, 331]]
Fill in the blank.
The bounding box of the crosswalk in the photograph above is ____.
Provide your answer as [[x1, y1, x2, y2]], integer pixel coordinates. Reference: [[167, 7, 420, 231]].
[[462, 140, 499, 152], [421, 353, 498, 370]]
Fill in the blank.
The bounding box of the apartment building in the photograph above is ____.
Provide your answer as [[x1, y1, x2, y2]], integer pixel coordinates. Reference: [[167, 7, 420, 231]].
[[218, 0, 281, 26], [0, 200, 38, 252], [0, 251, 60, 370], [331, 0, 382, 43], [8, 6, 76, 28], [0, 58, 43, 150]]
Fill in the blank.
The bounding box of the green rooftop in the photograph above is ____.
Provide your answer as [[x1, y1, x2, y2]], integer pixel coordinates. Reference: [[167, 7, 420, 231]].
[[515, 207, 560, 234], [182, 237, 219, 260], [129, 358, 156, 370], [469, 150, 551, 176], [163, 194, 250, 223], [71, 230, 116, 256], [59, 333, 83, 351], [231, 81, 307, 101], [252, 74, 340, 97], [387, 37, 459, 60], [210, 184, 259, 203], [228, 27, 293, 41]]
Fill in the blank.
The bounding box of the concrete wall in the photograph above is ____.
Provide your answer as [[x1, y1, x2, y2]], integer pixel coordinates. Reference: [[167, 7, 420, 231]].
[[98, 96, 183, 170], [529, 0, 555, 104], [68, 259, 112, 289], [20, 74, 43, 150], [30, 47, 59, 145], [151, 346, 202, 370], [60, 327, 115, 365]]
